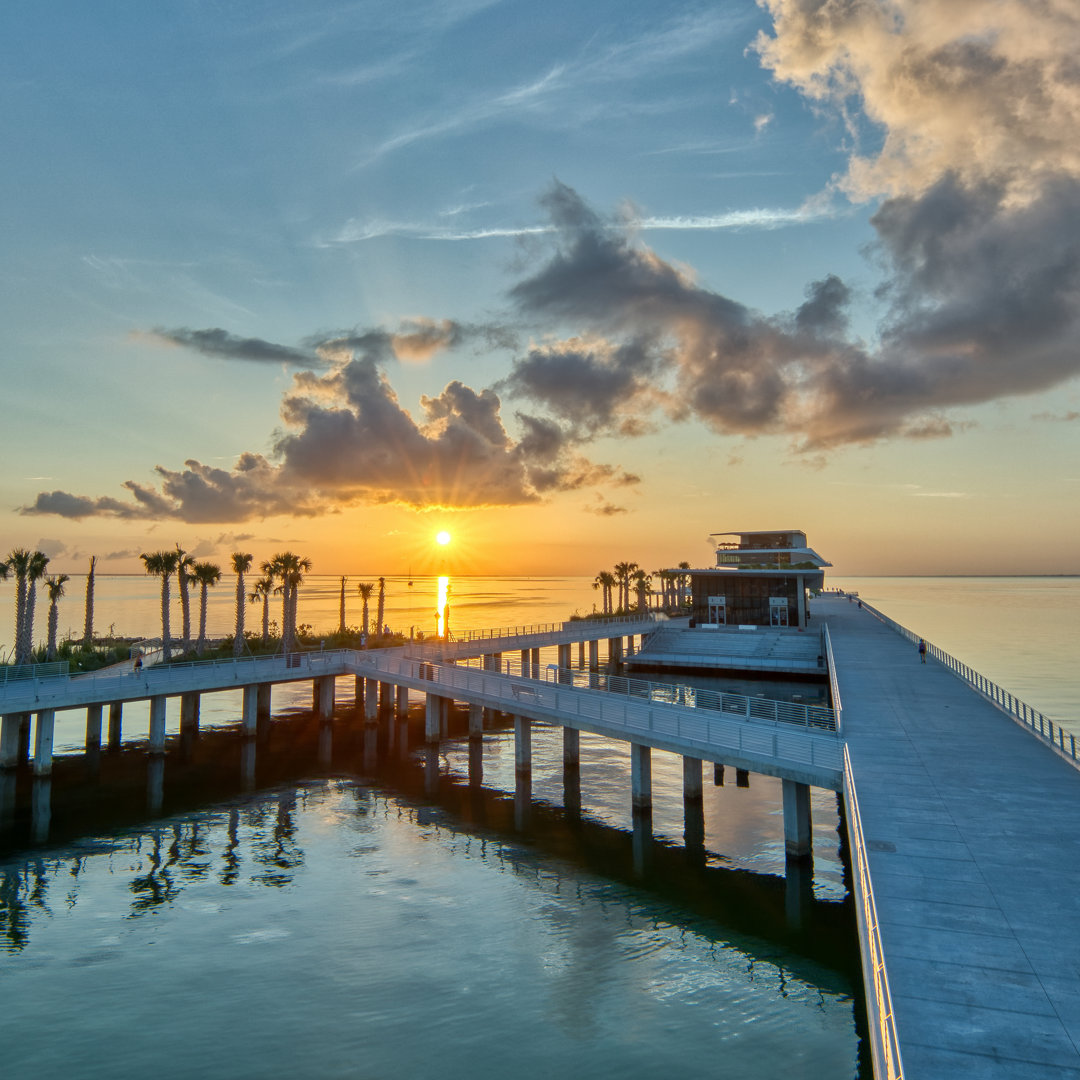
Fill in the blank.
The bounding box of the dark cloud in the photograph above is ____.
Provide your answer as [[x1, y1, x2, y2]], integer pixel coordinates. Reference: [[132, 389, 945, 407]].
[[149, 327, 316, 365]]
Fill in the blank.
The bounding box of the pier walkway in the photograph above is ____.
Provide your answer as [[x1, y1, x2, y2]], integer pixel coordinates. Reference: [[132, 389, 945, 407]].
[[820, 597, 1080, 1078]]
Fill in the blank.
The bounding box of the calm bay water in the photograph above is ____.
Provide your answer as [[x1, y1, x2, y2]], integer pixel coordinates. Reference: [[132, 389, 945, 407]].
[[2, 574, 1074, 1077]]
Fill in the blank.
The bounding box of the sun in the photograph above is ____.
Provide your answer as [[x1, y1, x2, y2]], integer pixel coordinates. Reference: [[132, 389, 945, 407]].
[[435, 530, 452, 546]]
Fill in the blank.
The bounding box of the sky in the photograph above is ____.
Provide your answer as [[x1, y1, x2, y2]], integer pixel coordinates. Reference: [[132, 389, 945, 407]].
[[2, 0, 1079, 579]]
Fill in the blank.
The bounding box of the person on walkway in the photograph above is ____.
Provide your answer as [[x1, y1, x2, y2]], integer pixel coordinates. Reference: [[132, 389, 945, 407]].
[[918, 639, 927, 663], [134, 655, 143, 673]]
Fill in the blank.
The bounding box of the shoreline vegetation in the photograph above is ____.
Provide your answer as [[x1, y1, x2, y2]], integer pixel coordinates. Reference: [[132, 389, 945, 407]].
[[3, 548, 696, 670]]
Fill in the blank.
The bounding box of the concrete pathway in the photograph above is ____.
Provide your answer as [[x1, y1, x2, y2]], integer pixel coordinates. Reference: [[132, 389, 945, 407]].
[[819, 597, 1080, 1079]]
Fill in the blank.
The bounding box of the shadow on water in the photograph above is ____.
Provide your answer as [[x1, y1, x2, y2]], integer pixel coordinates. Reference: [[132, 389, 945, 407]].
[[0, 700, 872, 1076]]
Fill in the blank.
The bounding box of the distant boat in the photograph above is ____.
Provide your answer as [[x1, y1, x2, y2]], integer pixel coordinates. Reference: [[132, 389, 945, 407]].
[[407, 568, 413, 587]]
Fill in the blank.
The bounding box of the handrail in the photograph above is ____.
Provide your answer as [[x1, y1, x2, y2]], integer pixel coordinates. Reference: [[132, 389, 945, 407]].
[[452, 612, 665, 643], [0, 660, 70, 684], [855, 600, 1077, 764], [821, 623, 843, 734], [843, 747, 904, 1080], [453, 654, 836, 731]]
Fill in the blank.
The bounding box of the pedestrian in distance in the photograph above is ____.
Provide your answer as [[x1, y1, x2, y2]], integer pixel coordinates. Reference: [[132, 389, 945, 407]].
[[134, 655, 143, 673], [918, 639, 927, 664]]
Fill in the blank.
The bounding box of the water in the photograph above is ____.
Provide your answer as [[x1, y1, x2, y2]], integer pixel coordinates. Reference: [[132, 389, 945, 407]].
[[2, 575, 1074, 1077]]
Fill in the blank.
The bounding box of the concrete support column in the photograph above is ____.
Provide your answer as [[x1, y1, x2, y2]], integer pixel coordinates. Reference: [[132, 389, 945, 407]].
[[395, 684, 408, 719], [1, 714, 25, 768], [18, 714, 30, 764], [315, 675, 335, 719], [425, 694, 447, 742], [588, 640, 599, 672], [577, 641, 585, 667], [713, 762, 725, 786], [257, 683, 272, 719], [557, 643, 571, 670], [782, 778, 812, 858], [242, 685, 259, 735], [625, 634, 635, 657], [33, 710, 56, 777], [631, 743, 652, 810], [85, 704, 104, 753], [736, 768, 750, 788], [354, 675, 365, 709], [379, 681, 392, 717], [180, 692, 200, 737], [364, 678, 379, 722], [149, 695, 167, 754], [563, 726, 580, 768], [108, 703, 123, 750], [683, 756, 703, 801], [514, 715, 532, 774], [520, 649, 529, 677], [530, 649, 540, 679], [608, 637, 623, 667], [468, 703, 484, 737]]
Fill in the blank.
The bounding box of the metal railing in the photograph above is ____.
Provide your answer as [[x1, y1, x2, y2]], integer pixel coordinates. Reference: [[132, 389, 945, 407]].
[[856, 600, 1077, 764], [452, 654, 835, 731], [0, 660, 70, 684], [451, 612, 666, 643], [821, 623, 843, 733], [843, 748, 904, 1080]]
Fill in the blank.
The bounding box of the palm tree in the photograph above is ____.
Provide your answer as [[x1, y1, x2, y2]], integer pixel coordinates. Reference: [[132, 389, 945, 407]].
[[375, 577, 386, 637], [82, 555, 96, 647], [191, 561, 222, 654], [45, 574, 70, 660], [231, 552, 253, 656], [6, 548, 30, 663], [141, 549, 180, 661], [21, 551, 50, 663], [632, 569, 651, 612], [338, 576, 348, 634], [264, 552, 311, 653], [175, 544, 195, 654], [592, 571, 616, 615], [249, 576, 274, 644], [613, 561, 638, 614], [357, 582, 374, 636], [0, 558, 10, 660], [677, 561, 691, 608]]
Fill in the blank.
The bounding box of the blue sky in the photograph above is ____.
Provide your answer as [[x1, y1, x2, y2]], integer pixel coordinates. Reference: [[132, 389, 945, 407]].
[[3, 0, 1079, 577]]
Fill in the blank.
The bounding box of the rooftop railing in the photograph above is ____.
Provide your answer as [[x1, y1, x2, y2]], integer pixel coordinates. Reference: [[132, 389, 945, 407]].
[[856, 599, 1076, 765]]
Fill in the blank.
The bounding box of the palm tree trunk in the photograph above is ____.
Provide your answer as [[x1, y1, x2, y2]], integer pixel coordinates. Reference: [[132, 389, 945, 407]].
[[23, 580, 39, 663], [197, 583, 209, 654], [233, 570, 245, 657], [83, 556, 95, 647], [261, 595, 269, 643], [339, 576, 347, 634], [178, 572, 191, 653], [14, 574, 27, 664], [160, 574, 172, 661], [47, 601, 59, 660]]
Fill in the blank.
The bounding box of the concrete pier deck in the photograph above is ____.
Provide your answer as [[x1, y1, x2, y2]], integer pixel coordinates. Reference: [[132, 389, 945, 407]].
[[820, 597, 1080, 1078]]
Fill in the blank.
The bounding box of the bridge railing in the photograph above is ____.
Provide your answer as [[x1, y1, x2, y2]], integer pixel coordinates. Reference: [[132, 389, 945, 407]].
[[843, 747, 904, 1080], [451, 612, 666, 643], [822, 623, 843, 733], [413, 652, 836, 731], [0, 660, 70, 684], [856, 599, 1076, 763]]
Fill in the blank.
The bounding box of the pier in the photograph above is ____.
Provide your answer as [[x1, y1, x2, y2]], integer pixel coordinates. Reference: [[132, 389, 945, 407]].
[[2, 598, 1078, 1077]]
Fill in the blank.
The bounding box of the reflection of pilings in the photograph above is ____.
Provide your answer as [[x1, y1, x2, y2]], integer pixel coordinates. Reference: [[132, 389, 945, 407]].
[[514, 770, 531, 832], [85, 704, 103, 753], [318, 722, 333, 768], [31, 777, 51, 843], [108, 703, 122, 750], [33, 710, 55, 777], [396, 717, 410, 762], [0, 769, 17, 831], [632, 806, 653, 877], [563, 763, 581, 818], [147, 755, 165, 814], [631, 743, 652, 810], [782, 779, 812, 859], [785, 853, 814, 929], [468, 737, 483, 788], [683, 796, 705, 864], [363, 723, 378, 771], [240, 738, 256, 790], [424, 743, 439, 796], [514, 715, 532, 775]]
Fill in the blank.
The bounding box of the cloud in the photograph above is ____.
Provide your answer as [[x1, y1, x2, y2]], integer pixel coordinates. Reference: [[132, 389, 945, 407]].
[[143, 327, 316, 365], [1032, 410, 1080, 423]]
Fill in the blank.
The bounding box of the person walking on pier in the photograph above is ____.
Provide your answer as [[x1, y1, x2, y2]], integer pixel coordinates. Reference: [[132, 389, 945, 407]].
[[918, 639, 927, 663]]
